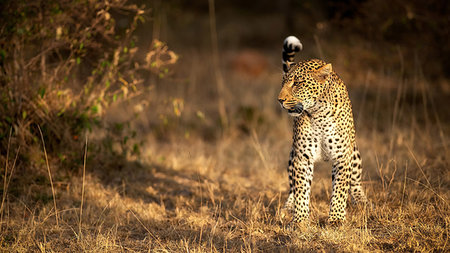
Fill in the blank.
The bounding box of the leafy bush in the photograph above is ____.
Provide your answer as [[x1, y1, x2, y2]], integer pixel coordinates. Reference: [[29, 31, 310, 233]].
[[0, 0, 177, 172]]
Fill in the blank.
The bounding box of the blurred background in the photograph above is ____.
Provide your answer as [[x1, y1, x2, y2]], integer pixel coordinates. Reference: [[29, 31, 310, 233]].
[[131, 0, 450, 144], [0, 0, 448, 251]]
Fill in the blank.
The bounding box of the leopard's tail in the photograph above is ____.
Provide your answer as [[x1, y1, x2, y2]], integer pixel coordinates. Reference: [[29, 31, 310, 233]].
[[282, 36, 303, 73]]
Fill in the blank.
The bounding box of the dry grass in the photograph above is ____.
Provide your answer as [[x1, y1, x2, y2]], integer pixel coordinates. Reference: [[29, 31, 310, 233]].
[[1, 132, 448, 252]]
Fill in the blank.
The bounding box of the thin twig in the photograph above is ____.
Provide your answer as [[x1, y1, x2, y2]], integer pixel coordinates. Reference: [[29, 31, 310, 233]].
[[356, 70, 371, 126], [389, 77, 403, 157], [406, 145, 447, 205], [251, 129, 269, 171], [128, 209, 164, 248], [406, 177, 447, 205], [400, 161, 408, 212], [208, 0, 228, 129], [2, 145, 20, 232], [79, 135, 88, 237], [0, 128, 12, 230], [387, 160, 398, 190], [37, 125, 59, 226], [313, 34, 325, 60], [406, 145, 432, 188], [421, 76, 449, 155]]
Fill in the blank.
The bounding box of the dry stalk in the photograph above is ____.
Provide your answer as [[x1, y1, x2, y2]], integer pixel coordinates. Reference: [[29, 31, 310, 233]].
[[420, 73, 449, 155], [128, 209, 164, 248], [387, 160, 398, 190], [79, 135, 88, 238], [1, 145, 20, 232], [37, 125, 59, 226], [251, 130, 270, 171], [389, 76, 403, 157], [400, 161, 408, 212], [406, 145, 447, 205], [314, 34, 325, 60], [0, 128, 11, 230], [372, 82, 381, 140], [208, 0, 228, 130], [356, 70, 371, 126], [375, 154, 385, 193], [0, 128, 12, 231]]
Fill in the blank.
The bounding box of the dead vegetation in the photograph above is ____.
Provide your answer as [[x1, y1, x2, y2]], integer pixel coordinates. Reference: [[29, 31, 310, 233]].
[[0, 0, 449, 252]]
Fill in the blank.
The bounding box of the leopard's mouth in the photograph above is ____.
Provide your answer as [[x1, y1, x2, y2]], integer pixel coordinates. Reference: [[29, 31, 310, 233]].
[[286, 103, 304, 116]]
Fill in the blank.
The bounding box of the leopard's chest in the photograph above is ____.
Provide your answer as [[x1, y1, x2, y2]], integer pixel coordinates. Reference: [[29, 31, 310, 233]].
[[310, 123, 330, 162], [293, 114, 335, 163]]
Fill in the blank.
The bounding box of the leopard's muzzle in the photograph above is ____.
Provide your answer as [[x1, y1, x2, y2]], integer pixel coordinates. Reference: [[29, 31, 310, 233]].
[[287, 102, 303, 115], [278, 98, 304, 117]]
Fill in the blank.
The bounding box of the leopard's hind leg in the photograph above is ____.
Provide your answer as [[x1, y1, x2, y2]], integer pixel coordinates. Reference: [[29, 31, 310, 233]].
[[349, 145, 368, 204]]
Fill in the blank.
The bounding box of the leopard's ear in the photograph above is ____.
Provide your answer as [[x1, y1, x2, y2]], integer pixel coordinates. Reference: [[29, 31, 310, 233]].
[[315, 63, 332, 82]]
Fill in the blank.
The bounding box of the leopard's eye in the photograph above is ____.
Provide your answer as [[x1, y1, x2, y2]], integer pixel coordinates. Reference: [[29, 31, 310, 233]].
[[293, 81, 303, 86]]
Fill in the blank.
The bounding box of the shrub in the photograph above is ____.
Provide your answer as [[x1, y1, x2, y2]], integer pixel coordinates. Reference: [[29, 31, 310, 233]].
[[0, 0, 177, 174]]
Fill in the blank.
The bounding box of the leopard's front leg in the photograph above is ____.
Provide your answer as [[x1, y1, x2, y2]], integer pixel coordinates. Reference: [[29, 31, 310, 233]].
[[283, 150, 296, 211], [290, 147, 315, 223]]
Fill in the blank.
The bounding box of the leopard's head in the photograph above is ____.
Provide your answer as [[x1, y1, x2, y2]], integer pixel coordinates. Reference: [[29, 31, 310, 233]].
[[278, 60, 332, 116]]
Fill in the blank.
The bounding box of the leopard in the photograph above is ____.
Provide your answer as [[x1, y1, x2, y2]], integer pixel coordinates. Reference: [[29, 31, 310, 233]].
[[278, 36, 368, 225]]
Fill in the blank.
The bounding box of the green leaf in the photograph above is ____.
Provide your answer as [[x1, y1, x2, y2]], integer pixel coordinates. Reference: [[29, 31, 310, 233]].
[[57, 153, 66, 162], [86, 122, 92, 132], [133, 144, 140, 155], [38, 87, 46, 98], [76, 57, 81, 64], [22, 111, 27, 119], [101, 61, 110, 67], [57, 109, 65, 117], [91, 105, 98, 114], [114, 123, 124, 131], [0, 49, 6, 61]]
